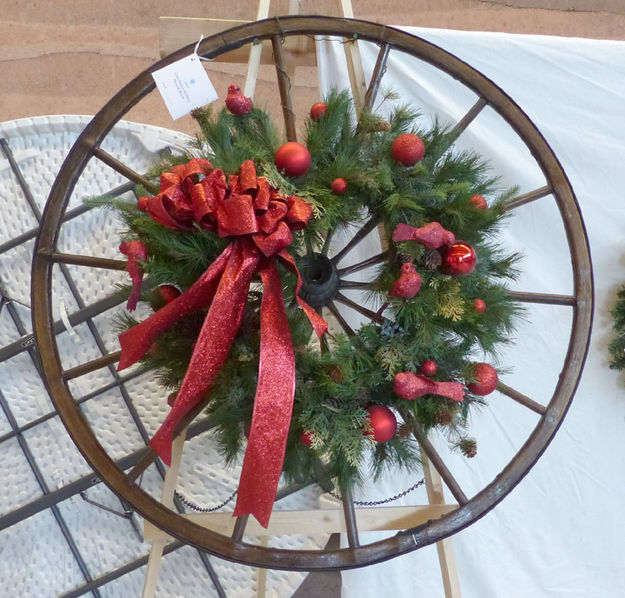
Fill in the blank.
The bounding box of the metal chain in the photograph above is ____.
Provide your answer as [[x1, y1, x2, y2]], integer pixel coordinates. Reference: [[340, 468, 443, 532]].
[[175, 478, 426, 512], [328, 478, 425, 506], [174, 489, 238, 513]]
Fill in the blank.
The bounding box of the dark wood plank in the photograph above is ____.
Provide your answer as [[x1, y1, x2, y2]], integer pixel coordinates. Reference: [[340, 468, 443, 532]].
[[504, 185, 552, 211], [497, 381, 547, 416], [272, 35, 297, 142], [45, 252, 128, 271], [412, 425, 468, 506], [508, 290, 576, 306], [92, 147, 159, 194], [364, 43, 390, 111]]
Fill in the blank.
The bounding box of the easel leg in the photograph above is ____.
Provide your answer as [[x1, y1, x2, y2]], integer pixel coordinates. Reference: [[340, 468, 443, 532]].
[[421, 449, 462, 598], [142, 429, 188, 598]]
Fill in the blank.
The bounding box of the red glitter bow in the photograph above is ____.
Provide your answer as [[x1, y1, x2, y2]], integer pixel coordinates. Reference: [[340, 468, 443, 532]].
[[118, 158, 327, 527], [392, 221, 455, 249]]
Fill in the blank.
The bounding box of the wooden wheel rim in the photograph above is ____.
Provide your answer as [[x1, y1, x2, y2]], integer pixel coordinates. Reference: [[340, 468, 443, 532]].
[[31, 16, 593, 571]]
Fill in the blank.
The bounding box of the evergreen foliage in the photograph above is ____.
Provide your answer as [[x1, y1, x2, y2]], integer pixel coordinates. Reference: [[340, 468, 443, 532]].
[[610, 285, 625, 371], [96, 90, 523, 493]]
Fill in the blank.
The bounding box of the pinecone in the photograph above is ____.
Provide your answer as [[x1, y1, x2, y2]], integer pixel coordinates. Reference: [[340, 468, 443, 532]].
[[398, 422, 413, 439], [459, 438, 478, 458], [376, 120, 391, 131], [435, 408, 454, 426], [381, 319, 406, 338], [424, 249, 442, 270]]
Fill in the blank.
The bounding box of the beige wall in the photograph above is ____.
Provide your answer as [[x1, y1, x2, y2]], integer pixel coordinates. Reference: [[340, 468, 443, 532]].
[[1, 0, 624, 134]]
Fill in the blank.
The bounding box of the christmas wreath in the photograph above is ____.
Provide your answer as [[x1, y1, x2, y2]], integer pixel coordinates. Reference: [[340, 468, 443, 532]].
[[98, 88, 522, 526]]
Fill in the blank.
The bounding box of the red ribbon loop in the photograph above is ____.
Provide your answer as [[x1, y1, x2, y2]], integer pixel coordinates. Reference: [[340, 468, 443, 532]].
[[119, 159, 327, 526]]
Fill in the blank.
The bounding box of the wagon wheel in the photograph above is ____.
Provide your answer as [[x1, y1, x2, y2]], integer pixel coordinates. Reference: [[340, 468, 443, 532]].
[[31, 16, 593, 571]]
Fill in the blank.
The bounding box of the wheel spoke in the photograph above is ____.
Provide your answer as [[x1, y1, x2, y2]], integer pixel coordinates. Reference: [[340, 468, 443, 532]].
[[497, 381, 546, 415], [504, 185, 552, 211], [321, 228, 335, 256], [339, 280, 376, 291], [331, 217, 381, 265], [335, 292, 383, 324], [0, 181, 134, 255], [364, 43, 390, 111], [508, 290, 575, 306], [337, 250, 389, 277], [412, 425, 468, 506], [341, 486, 360, 548], [62, 351, 122, 381], [271, 35, 297, 142], [92, 147, 159, 194], [327, 300, 355, 337], [43, 251, 128, 271], [448, 97, 488, 142], [231, 515, 249, 542]]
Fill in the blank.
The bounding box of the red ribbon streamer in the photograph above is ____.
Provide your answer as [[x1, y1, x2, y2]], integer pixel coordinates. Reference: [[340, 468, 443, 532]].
[[117, 159, 327, 527], [119, 240, 147, 311]]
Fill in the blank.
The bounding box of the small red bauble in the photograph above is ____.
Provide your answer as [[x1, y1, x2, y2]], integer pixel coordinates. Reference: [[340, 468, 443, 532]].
[[473, 298, 486, 313], [331, 178, 347, 194], [365, 405, 397, 443], [391, 133, 425, 166], [421, 359, 437, 377], [310, 102, 327, 121], [471, 194, 487, 209], [440, 241, 477, 276], [468, 363, 498, 396], [275, 142, 312, 177], [300, 430, 314, 446], [158, 284, 181, 304]]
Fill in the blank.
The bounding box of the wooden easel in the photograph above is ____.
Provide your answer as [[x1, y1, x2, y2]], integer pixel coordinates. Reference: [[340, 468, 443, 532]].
[[143, 5, 462, 597]]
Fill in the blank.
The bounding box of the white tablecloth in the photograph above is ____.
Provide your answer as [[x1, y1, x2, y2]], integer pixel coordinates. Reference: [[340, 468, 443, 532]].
[[317, 28, 625, 598]]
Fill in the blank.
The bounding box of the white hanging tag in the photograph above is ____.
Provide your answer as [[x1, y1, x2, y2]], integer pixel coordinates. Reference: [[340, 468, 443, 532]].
[[151, 52, 218, 120]]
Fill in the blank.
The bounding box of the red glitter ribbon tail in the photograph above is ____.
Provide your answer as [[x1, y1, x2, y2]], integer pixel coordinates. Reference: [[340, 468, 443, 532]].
[[278, 250, 328, 338], [119, 240, 147, 311], [117, 244, 234, 371], [233, 261, 295, 527], [150, 241, 259, 466]]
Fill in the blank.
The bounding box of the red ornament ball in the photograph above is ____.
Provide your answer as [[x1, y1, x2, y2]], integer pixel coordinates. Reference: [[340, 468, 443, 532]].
[[440, 241, 477, 276], [300, 430, 314, 446], [158, 284, 181, 304], [391, 133, 425, 166], [365, 405, 397, 443], [421, 359, 437, 377], [473, 298, 486, 313], [468, 363, 498, 396], [310, 102, 327, 121], [275, 142, 312, 177], [331, 177, 347, 194], [471, 194, 488, 209]]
